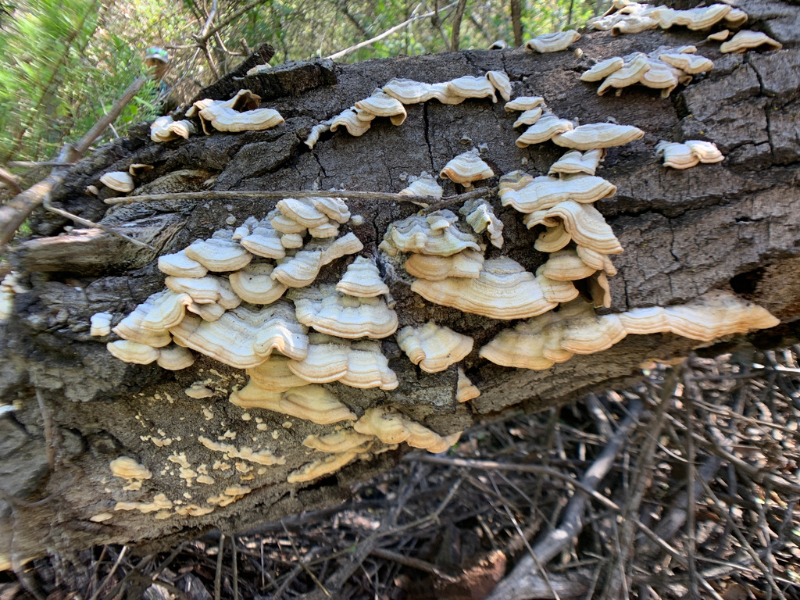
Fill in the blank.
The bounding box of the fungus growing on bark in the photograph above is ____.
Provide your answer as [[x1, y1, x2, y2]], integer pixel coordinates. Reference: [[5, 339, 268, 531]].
[[197, 437, 286, 466], [516, 114, 574, 147], [382, 78, 437, 104], [331, 108, 371, 136], [110, 456, 152, 491], [184, 237, 253, 272], [685, 140, 724, 163], [540, 248, 597, 281], [196, 91, 284, 133], [184, 382, 214, 398], [597, 54, 650, 95], [230, 383, 357, 424], [658, 53, 714, 74], [500, 174, 616, 213], [289, 284, 398, 339], [207, 485, 252, 507], [535, 223, 572, 253], [303, 430, 375, 453], [288, 335, 398, 389], [639, 59, 683, 97], [90, 312, 113, 337], [272, 234, 364, 288], [241, 219, 286, 259], [549, 149, 605, 177], [128, 164, 154, 177], [229, 263, 287, 304], [280, 233, 304, 249], [657, 140, 724, 169], [460, 198, 504, 248], [270, 212, 306, 234], [164, 275, 241, 309], [113, 297, 173, 348], [580, 57, 625, 82], [354, 408, 461, 453], [287, 451, 363, 483], [304, 119, 333, 149], [277, 198, 330, 228], [505, 96, 545, 112], [140, 291, 193, 331], [309, 222, 339, 239], [157, 345, 196, 370], [525, 31, 581, 53], [486, 71, 512, 101], [447, 75, 498, 103], [513, 108, 543, 128], [592, 2, 736, 33], [115, 493, 173, 514], [489, 40, 508, 50], [355, 90, 408, 125], [169, 302, 309, 369], [379, 210, 480, 257], [522, 200, 624, 255], [310, 197, 351, 223], [150, 116, 176, 142], [440, 150, 495, 184], [396, 321, 474, 372], [158, 250, 208, 278], [247, 355, 308, 392], [552, 123, 644, 150], [404, 249, 485, 281], [456, 367, 481, 403], [100, 172, 134, 193], [411, 257, 578, 320], [336, 257, 390, 297], [399, 172, 443, 201]]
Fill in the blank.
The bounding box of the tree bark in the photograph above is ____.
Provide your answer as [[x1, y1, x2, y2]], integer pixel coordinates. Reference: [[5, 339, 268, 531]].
[[1, 2, 799, 567]]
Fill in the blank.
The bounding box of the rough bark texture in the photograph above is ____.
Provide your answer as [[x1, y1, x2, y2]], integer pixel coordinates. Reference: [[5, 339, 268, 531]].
[[2, 0, 800, 566]]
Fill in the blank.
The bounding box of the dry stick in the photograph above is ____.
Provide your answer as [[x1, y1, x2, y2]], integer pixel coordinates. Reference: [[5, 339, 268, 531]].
[[450, 0, 467, 51], [684, 371, 700, 600], [87, 546, 128, 600], [368, 547, 457, 582], [231, 534, 239, 600], [0, 76, 147, 248], [35, 388, 57, 470], [0, 166, 21, 196], [281, 521, 330, 597], [105, 186, 491, 208], [483, 399, 644, 600], [326, 1, 459, 60], [214, 533, 225, 600]]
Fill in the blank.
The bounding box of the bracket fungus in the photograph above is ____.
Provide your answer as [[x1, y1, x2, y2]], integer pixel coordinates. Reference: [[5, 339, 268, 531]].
[[597, 54, 650, 96], [540, 248, 597, 281], [336, 257, 390, 297], [272, 234, 364, 288], [516, 114, 574, 147], [505, 96, 545, 112], [169, 302, 309, 369], [354, 90, 408, 126], [184, 237, 253, 272], [521, 200, 624, 255], [720, 30, 782, 53], [100, 171, 134, 193], [304, 119, 333, 150], [354, 408, 461, 453], [115, 494, 173, 514], [158, 250, 208, 278], [404, 249, 485, 281], [513, 108, 544, 129], [379, 210, 480, 257], [525, 30, 581, 53], [197, 437, 286, 466], [107, 340, 160, 365], [456, 368, 481, 403], [287, 335, 398, 390], [382, 78, 438, 104], [549, 149, 605, 177], [440, 150, 495, 184], [195, 90, 284, 133], [246, 355, 308, 392], [331, 108, 371, 137], [277, 198, 332, 228], [303, 430, 375, 454], [289, 284, 398, 339], [460, 199, 504, 248], [164, 275, 241, 309], [396, 321, 474, 373], [112, 296, 173, 348], [580, 57, 625, 82], [447, 76, 498, 103], [229, 263, 287, 304], [399, 172, 443, 201], [90, 312, 113, 337], [657, 140, 723, 169], [500, 174, 616, 213], [552, 123, 644, 150], [240, 219, 286, 260], [110, 457, 152, 491], [486, 71, 512, 102], [535, 223, 572, 253], [288, 450, 363, 483], [411, 257, 578, 320], [591, 2, 738, 34], [230, 383, 357, 424]]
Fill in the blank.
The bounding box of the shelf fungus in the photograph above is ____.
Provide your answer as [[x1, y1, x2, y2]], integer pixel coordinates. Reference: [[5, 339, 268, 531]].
[[230, 382, 357, 424], [287, 334, 398, 389], [115, 493, 173, 514], [113, 296, 174, 347], [164, 275, 241, 310], [540, 248, 597, 281], [110, 457, 152, 491], [721, 30, 782, 53], [229, 263, 287, 304], [591, 2, 737, 34], [480, 292, 778, 371], [303, 430, 375, 454], [382, 78, 438, 104], [289, 284, 398, 339], [516, 114, 574, 147], [239, 218, 286, 259], [535, 223, 572, 253], [456, 367, 481, 403], [500, 174, 616, 213], [505, 96, 546, 112], [277, 198, 331, 228], [486, 71, 512, 102], [411, 257, 578, 320], [107, 340, 161, 365], [522, 200, 624, 255], [288, 450, 363, 483], [580, 57, 625, 82], [195, 90, 284, 133], [336, 257, 390, 297], [447, 76, 498, 103], [354, 90, 408, 126], [158, 250, 208, 278], [524, 30, 581, 53], [169, 302, 309, 369], [597, 53, 651, 96], [304, 119, 334, 150], [207, 485, 252, 507], [404, 249, 485, 281], [90, 312, 113, 337], [272, 234, 364, 288], [246, 355, 308, 392], [331, 108, 371, 137], [100, 171, 134, 193], [658, 53, 714, 75], [379, 210, 480, 257], [184, 236, 253, 273], [549, 149, 605, 177], [440, 150, 495, 184], [354, 408, 461, 453], [397, 321, 474, 373], [399, 172, 444, 202], [197, 437, 286, 466], [460, 198, 504, 248], [552, 123, 644, 150], [657, 140, 723, 169]]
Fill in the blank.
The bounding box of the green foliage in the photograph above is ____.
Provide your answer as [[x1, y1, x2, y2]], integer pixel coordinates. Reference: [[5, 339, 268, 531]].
[[0, 0, 599, 165]]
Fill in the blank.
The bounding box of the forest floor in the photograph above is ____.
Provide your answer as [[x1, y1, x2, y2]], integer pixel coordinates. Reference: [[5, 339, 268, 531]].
[[2, 348, 800, 600]]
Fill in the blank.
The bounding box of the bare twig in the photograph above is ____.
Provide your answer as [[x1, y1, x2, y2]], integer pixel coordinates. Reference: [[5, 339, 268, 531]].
[[0, 166, 22, 196], [214, 533, 224, 600]]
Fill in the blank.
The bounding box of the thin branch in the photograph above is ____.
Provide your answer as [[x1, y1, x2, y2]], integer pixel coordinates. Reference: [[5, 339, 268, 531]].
[[0, 166, 21, 196], [509, 0, 523, 46]]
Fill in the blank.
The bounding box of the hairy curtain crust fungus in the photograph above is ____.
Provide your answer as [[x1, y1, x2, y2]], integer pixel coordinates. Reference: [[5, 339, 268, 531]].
[[580, 57, 625, 82], [500, 174, 616, 213], [411, 257, 578, 320], [440, 150, 495, 184], [525, 30, 581, 53], [597, 53, 650, 96], [355, 90, 408, 125], [540, 249, 597, 281], [486, 71, 512, 102], [382, 78, 437, 104], [247, 355, 308, 392], [287, 335, 398, 389], [456, 367, 481, 403], [354, 408, 461, 453], [460, 199, 504, 248], [379, 210, 480, 257], [331, 108, 371, 137], [522, 200, 624, 255], [513, 108, 544, 129], [100, 171, 134, 193], [90, 312, 113, 337], [230, 383, 357, 424], [165, 275, 241, 309], [107, 340, 161, 365], [549, 149, 605, 177], [447, 75, 498, 103], [110, 456, 152, 491], [516, 114, 574, 147], [404, 249, 485, 281], [197, 91, 284, 133], [113, 296, 173, 347], [552, 123, 644, 150], [184, 237, 253, 272], [169, 302, 309, 369], [303, 430, 375, 454], [229, 263, 287, 304], [336, 257, 390, 297], [158, 250, 208, 278], [399, 172, 444, 201], [289, 284, 398, 339], [505, 96, 545, 112], [240, 219, 286, 259], [396, 321, 474, 373]]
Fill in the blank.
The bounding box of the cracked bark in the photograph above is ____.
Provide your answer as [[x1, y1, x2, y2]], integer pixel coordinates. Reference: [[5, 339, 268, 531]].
[[1, 2, 800, 566]]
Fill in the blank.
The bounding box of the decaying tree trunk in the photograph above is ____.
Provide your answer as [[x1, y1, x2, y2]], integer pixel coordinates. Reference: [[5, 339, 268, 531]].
[[2, 1, 799, 568]]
